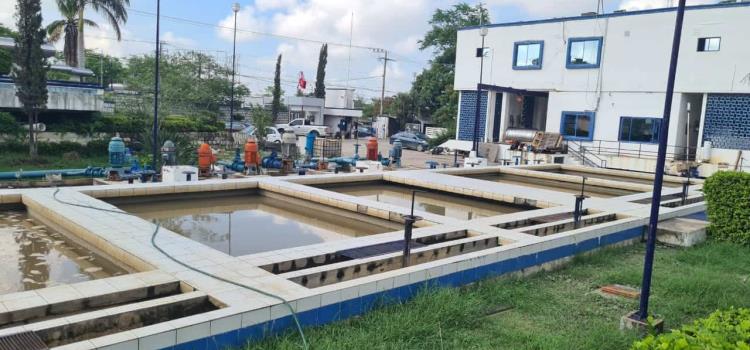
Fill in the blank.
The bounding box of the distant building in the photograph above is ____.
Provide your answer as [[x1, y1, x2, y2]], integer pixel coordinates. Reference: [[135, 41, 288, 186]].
[[247, 88, 363, 131], [0, 36, 103, 113], [453, 2, 750, 170]]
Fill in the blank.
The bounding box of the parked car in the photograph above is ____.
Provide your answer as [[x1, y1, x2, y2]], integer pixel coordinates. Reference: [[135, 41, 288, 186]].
[[389, 131, 429, 152], [225, 121, 250, 132], [242, 126, 282, 143], [275, 118, 330, 137], [356, 126, 376, 138]]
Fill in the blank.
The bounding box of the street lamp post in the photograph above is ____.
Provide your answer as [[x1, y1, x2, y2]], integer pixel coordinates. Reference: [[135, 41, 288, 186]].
[[472, 6, 487, 153], [229, 3, 240, 139], [151, 0, 161, 172]]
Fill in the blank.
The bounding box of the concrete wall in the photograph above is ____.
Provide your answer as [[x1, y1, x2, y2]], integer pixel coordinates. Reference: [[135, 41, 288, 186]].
[[454, 3, 750, 163], [0, 81, 103, 112], [455, 4, 750, 94]]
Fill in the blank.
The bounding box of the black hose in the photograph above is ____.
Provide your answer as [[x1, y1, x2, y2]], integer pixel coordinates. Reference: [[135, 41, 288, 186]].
[[51, 188, 309, 349]]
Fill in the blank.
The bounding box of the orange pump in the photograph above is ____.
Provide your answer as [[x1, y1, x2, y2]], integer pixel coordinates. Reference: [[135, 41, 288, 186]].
[[198, 143, 216, 177], [366, 137, 378, 161], [244, 138, 260, 168]]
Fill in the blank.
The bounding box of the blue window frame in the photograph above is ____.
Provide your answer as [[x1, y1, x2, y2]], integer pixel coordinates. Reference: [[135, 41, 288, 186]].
[[619, 117, 661, 143], [560, 111, 595, 141], [513, 41, 544, 70], [566, 37, 603, 69]]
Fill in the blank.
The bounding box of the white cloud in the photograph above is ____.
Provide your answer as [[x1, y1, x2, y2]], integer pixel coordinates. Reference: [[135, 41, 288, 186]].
[[220, 0, 437, 96], [254, 0, 299, 12], [619, 0, 716, 11], [486, 0, 601, 17], [216, 5, 267, 42], [0, 1, 14, 29]]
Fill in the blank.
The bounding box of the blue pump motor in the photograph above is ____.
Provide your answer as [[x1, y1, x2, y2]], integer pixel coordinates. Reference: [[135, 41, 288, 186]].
[[108, 135, 126, 168]]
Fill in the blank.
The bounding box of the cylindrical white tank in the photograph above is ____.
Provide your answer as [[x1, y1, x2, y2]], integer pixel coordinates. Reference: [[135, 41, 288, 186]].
[[701, 141, 712, 162]]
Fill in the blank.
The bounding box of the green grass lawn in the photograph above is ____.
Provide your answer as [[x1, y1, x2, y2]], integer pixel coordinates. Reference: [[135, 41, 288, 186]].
[[0, 152, 108, 172], [245, 241, 750, 350]]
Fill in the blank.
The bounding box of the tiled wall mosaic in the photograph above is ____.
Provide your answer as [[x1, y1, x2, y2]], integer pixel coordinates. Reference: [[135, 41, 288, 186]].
[[702, 94, 750, 150], [457, 91, 488, 141]]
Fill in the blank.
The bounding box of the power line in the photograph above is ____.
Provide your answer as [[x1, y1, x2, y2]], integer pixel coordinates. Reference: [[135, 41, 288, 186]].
[[127, 7, 384, 51]]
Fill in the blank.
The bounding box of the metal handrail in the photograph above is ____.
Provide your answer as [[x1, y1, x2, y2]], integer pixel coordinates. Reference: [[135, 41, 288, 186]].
[[567, 141, 607, 168], [565, 139, 698, 162]]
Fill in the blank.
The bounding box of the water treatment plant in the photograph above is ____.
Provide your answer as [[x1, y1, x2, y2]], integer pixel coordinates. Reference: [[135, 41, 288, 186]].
[[0, 162, 706, 349]]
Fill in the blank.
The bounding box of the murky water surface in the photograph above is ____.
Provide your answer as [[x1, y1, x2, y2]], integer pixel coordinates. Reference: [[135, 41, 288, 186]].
[[539, 169, 682, 187], [321, 183, 529, 220], [0, 211, 127, 295], [461, 173, 636, 198], [118, 195, 400, 256]]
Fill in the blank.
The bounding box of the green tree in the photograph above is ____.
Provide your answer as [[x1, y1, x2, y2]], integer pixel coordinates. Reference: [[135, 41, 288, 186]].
[[122, 51, 249, 115], [74, 0, 130, 69], [13, 0, 49, 157], [0, 24, 16, 75], [411, 3, 488, 129], [83, 49, 125, 86], [314, 43, 327, 99], [386, 93, 417, 129], [271, 54, 282, 121]]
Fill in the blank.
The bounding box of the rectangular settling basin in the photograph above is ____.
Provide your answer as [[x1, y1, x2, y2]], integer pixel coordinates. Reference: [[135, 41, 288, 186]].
[[459, 173, 636, 198], [0, 209, 127, 295], [533, 168, 684, 188], [109, 191, 403, 256], [314, 181, 536, 220]]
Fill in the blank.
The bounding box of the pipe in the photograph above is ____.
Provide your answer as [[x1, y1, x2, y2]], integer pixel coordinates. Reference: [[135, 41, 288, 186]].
[[0, 167, 107, 180]]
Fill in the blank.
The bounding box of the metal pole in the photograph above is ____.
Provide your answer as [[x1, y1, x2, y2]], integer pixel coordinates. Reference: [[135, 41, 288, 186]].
[[402, 190, 421, 267], [229, 3, 239, 140], [379, 50, 391, 118], [637, 0, 686, 322], [473, 37, 486, 152], [99, 49, 103, 87], [151, 0, 161, 172]]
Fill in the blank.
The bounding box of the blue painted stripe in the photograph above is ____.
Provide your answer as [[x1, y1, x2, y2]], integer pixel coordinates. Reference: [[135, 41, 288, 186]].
[[459, 2, 750, 31], [167, 225, 646, 350]]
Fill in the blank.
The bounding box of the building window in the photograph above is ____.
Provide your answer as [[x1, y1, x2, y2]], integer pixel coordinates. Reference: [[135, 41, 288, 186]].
[[513, 41, 544, 70], [619, 117, 661, 143], [566, 37, 603, 69], [697, 37, 720, 52], [560, 111, 595, 141]]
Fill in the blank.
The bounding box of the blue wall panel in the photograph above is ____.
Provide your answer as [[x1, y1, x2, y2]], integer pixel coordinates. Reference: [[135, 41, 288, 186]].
[[457, 90, 488, 141], [702, 94, 750, 150]]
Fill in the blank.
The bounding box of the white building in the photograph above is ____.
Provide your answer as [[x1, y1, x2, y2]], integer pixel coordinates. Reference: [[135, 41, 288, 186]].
[[249, 88, 363, 131], [454, 2, 750, 171]]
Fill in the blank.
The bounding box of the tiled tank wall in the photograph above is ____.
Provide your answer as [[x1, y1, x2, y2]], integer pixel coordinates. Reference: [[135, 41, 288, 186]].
[[702, 94, 750, 149], [457, 91, 488, 141]]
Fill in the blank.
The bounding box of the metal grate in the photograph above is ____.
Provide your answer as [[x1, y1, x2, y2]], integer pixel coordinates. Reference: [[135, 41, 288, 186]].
[[337, 240, 425, 260], [0, 331, 48, 350]]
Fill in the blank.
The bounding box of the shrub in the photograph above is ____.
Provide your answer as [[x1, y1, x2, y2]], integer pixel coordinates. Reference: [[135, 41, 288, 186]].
[[632, 308, 750, 350], [703, 171, 750, 246], [428, 129, 454, 149], [0, 112, 22, 137]]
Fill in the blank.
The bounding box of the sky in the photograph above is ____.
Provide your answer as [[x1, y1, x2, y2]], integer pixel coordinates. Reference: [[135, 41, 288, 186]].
[[0, 0, 717, 99]]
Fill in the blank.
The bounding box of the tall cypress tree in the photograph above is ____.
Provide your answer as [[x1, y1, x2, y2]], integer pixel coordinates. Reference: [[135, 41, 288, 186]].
[[14, 0, 48, 158], [313, 43, 327, 99], [271, 54, 282, 121]]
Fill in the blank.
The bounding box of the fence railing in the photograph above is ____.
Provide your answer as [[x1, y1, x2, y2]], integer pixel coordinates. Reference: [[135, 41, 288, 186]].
[[564, 139, 698, 164]]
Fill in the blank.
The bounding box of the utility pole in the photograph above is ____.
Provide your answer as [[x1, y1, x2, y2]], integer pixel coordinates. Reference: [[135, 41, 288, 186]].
[[635, 0, 686, 323], [229, 3, 240, 139], [377, 50, 395, 119], [152, 0, 161, 172]]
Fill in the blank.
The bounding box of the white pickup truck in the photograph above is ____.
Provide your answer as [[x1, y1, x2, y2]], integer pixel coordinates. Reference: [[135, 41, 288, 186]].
[[275, 119, 330, 137]]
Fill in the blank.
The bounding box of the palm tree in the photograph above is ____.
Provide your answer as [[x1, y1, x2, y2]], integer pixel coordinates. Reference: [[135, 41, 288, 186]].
[[46, 0, 96, 67], [47, 0, 129, 69]]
